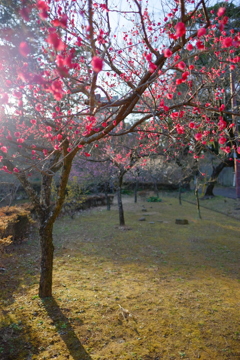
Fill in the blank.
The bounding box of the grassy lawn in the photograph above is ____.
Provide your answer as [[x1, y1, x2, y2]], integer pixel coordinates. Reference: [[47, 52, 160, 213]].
[[1, 193, 240, 360]]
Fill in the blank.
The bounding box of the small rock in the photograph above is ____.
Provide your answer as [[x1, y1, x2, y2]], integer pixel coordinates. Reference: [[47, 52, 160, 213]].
[[76, 309, 86, 314], [175, 219, 189, 225], [149, 222, 155, 224], [138, 217, 146, 221], [117, 339, 125, 343], [142, 209, 148, 212]]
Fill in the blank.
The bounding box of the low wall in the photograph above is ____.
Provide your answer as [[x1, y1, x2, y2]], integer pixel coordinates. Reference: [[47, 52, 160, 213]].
[[62, 194, 114, 216]]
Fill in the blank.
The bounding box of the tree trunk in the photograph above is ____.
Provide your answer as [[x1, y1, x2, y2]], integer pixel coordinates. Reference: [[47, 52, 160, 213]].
[[178, 184, 182, 205], [195, 187, 202, 219], [12, 147, 76, 299], [39, 221, 54, 298], [134, 180, 138, 203], [204, 159, 233, 197], [117, 172, 125, 226], [117, 188, 125, 226], [204, 181, 215, 197], [104, 182, 111, 210], [106, 195, 111, 211], [154, 181, 159, 198], [37, 147, 75, 298]]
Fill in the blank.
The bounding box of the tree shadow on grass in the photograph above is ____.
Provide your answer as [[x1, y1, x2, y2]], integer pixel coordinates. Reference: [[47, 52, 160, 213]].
[[0, 227, 41, 304], [42, 297, 93, 360], [0, 313, 42, 360]]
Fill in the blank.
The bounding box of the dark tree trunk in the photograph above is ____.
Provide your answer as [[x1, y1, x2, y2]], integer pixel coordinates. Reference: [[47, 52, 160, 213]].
[[104, 182, 111, 210], [134, 180, 138, 203], [106, 195, 111, 211], [117, 172, 125, 226], [205, 181, 216, 197], [39, 221, 54, 298], [195, 187, 202, 219], [204, 159, 233, 197], [117, 188, 125, 226], [178, 184, 182, 205], [154, 181, 159, 198]]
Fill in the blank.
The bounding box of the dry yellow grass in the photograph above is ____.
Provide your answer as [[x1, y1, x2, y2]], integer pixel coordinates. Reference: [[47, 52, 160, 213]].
[[0, 193, 240, 360]]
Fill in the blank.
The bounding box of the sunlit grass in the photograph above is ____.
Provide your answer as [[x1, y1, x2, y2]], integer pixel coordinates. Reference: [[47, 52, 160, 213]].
[[1, 194, 240, 359]]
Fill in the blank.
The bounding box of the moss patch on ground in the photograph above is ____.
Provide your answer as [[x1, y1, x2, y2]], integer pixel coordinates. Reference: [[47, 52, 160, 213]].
[[0, 194, 240, 360]]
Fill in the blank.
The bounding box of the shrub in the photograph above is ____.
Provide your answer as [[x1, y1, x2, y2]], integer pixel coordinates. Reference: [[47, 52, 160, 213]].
[[0, 205, 33, 242], [0, 236, 13, 254], [121, 189, 133, 195], [147, 196, 162, 202]]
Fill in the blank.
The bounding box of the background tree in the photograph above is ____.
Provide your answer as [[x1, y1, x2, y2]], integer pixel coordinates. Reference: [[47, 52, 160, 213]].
[[194, 2, 240, 196], [76, 131, 152, 226], [70, 157, 117, 209]]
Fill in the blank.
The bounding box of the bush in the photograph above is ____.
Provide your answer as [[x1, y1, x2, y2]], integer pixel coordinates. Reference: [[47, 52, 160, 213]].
[[121, 189, 133, 195], [0, 236, 13, 254], [147, 196, 162, 202], [0, 205, 33, 242]]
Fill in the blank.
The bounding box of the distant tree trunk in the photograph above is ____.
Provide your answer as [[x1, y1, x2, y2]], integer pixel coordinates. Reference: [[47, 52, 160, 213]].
[[204, 158, 233, 197], [117, 171, 126, 226], [195, 186, 202, 219], [154, 181, 159, 198], [106, 195, 111, 210], [134, 180, 138, 203], [104, 182, 111, 210], [178, 184, 182, 205]]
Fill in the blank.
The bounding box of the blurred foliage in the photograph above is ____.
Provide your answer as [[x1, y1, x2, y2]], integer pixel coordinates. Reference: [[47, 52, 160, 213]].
[[147, 196, 162, 202]]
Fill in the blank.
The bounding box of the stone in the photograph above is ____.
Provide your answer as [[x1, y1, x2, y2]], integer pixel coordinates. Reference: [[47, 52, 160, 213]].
[[175, 219, 189, 225], [138, 217, 146, 221]]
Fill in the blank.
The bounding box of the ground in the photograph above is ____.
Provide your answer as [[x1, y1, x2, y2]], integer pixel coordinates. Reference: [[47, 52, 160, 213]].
[[0, 191, 240, 360]]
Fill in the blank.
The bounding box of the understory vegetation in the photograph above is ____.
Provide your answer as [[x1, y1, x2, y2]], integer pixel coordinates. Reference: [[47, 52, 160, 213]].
[[0, 193, 240, 360]]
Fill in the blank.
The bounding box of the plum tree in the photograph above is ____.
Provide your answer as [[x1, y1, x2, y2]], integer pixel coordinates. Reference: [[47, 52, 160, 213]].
[[0, 0, 239, 297]]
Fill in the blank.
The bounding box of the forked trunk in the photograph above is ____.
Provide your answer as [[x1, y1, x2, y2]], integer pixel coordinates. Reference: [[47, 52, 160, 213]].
[[204, 158, 233, 197], [13, 147, 76, 299], [39, 221, 54, 298], [204, 182, 215, 197]]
